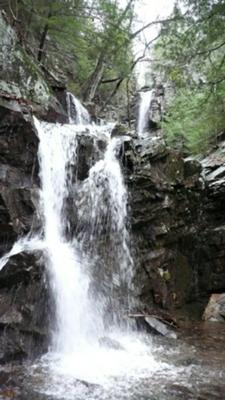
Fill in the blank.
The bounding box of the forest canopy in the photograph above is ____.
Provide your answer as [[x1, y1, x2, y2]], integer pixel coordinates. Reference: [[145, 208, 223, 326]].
[[2, 0, 225, 154], [153, 0, 225, 153], [1, 0, 138, 106]]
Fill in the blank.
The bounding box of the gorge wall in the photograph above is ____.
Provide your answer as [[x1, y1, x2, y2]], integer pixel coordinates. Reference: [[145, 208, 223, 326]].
[[0, 12, 225, 363], [124, 133, 225, 314]]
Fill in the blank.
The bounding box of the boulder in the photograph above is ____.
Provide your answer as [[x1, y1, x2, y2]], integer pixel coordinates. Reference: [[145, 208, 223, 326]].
[[111, 123, 135, 138], [99, 336, 124, 350], [129, 313, 177, 339], [203, 294, 225, 322]]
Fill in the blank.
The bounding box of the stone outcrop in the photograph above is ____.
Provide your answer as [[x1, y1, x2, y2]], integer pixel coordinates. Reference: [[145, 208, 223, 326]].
[[0, 11, 50, 107], [0, 97, 51, 361], [0, 11, 68, 123], [0, 102, 40, 257], [123, 134, 225, 318], [0, 252, 51, 363]]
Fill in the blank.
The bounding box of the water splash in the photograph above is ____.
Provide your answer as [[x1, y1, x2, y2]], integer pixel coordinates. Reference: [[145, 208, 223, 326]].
[[75, 137, 134, 327], [0, 236, 43, 271], [137, 90, 153, 135]]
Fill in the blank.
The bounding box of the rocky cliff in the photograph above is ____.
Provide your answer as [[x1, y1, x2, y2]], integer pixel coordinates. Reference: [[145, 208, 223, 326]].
[[124, 134, 225, 316]]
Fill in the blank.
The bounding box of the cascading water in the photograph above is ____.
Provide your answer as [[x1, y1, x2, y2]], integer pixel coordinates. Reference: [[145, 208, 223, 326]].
[[35, 119, 100, 353], [31, 109, 163, 389], [137, 90, 153, 135], [0, 95, 178, 398], [75, 137, 134, 327], [0, 95, 223, 399], [67, 91, 90, 124]]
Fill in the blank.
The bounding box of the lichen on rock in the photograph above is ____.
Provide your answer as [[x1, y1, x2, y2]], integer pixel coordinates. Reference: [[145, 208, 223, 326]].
[[0, 11, 50, 106]]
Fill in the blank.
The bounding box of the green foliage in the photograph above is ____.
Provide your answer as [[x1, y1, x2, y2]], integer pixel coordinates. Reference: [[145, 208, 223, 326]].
[[153, 0, 225, 154], [164, 86, 225, 153], [4, 0, 136, 104]]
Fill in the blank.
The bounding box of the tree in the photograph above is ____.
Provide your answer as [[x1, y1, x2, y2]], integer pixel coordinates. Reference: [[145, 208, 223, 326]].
[[152, 0, 225, 153], [1, 0, 137, 106]]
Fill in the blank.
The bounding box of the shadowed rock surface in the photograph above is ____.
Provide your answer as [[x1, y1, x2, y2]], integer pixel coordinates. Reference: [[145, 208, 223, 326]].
[[0, 252, 51, 363], [124, 134, 225, 316]]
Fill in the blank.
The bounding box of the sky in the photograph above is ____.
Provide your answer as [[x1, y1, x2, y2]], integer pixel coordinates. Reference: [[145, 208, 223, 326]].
[[134, 0, 175, 86]]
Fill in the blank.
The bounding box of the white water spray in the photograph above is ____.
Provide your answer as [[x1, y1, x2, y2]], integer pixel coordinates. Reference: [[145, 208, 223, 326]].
[[75, 137, 134, 326], [35, 119, 107, 353]]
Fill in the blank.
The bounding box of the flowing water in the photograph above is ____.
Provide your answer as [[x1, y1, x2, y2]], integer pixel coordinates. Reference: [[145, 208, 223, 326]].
[[1, 98, 225, 400], [137, 90, 153, 135], [67, 92, 90, 124]]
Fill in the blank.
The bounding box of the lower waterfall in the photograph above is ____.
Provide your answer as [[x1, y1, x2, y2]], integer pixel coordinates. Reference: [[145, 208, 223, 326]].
[[30, 117, 164, 391], [33, 118, 152, 373], [35, 117, 135, 354], [0, 111, 218, 400]]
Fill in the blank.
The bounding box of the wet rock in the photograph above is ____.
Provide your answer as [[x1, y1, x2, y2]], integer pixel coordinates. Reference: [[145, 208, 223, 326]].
[[184, 157, 202, 178], [111, 123, 135, 138], [203, 294, 225, 322], [144, 316, 177, 339], [124, 132, 225, 313], [0, 103, 40, 255], [0, 104, 38, 172], [0, 252, 51, 363], [99, 336, 124, 350], [129, 313, 177, 339]]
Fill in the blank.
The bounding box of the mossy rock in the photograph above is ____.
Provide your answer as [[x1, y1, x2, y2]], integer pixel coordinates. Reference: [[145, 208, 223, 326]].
[[0, 12, 50, 107], [111, 123, 131, 138]]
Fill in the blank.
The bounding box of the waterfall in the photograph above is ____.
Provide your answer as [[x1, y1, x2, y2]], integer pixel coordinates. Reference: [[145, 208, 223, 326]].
[[75, 137, 134, 327], [35, 120, 96, 353], [66, 92, 90, 124], [0, 96, 163, 394], [137, 90, 153, 135], [32, 110, 135, 355]]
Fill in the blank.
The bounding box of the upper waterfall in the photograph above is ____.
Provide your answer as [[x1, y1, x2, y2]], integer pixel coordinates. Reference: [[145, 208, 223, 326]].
[[137, 90, 153, 135], [66, 92, 90, 124]]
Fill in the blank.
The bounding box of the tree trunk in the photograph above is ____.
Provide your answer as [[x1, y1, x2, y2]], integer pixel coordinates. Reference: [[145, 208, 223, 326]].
[[37, 11, 51, 63], [81, 53, 105, 102], [100, 78, 124, 112]]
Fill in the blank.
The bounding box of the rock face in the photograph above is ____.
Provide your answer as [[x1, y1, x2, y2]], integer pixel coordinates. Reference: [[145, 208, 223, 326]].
[[0, 99, 52, 361], [0, 11, 68, 123], [148, 85, 165, 127], [124, 135, 225, 316], [0, 102, 39, 257], [0, 252, 51, 362], [0, 11, 50, 106]]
